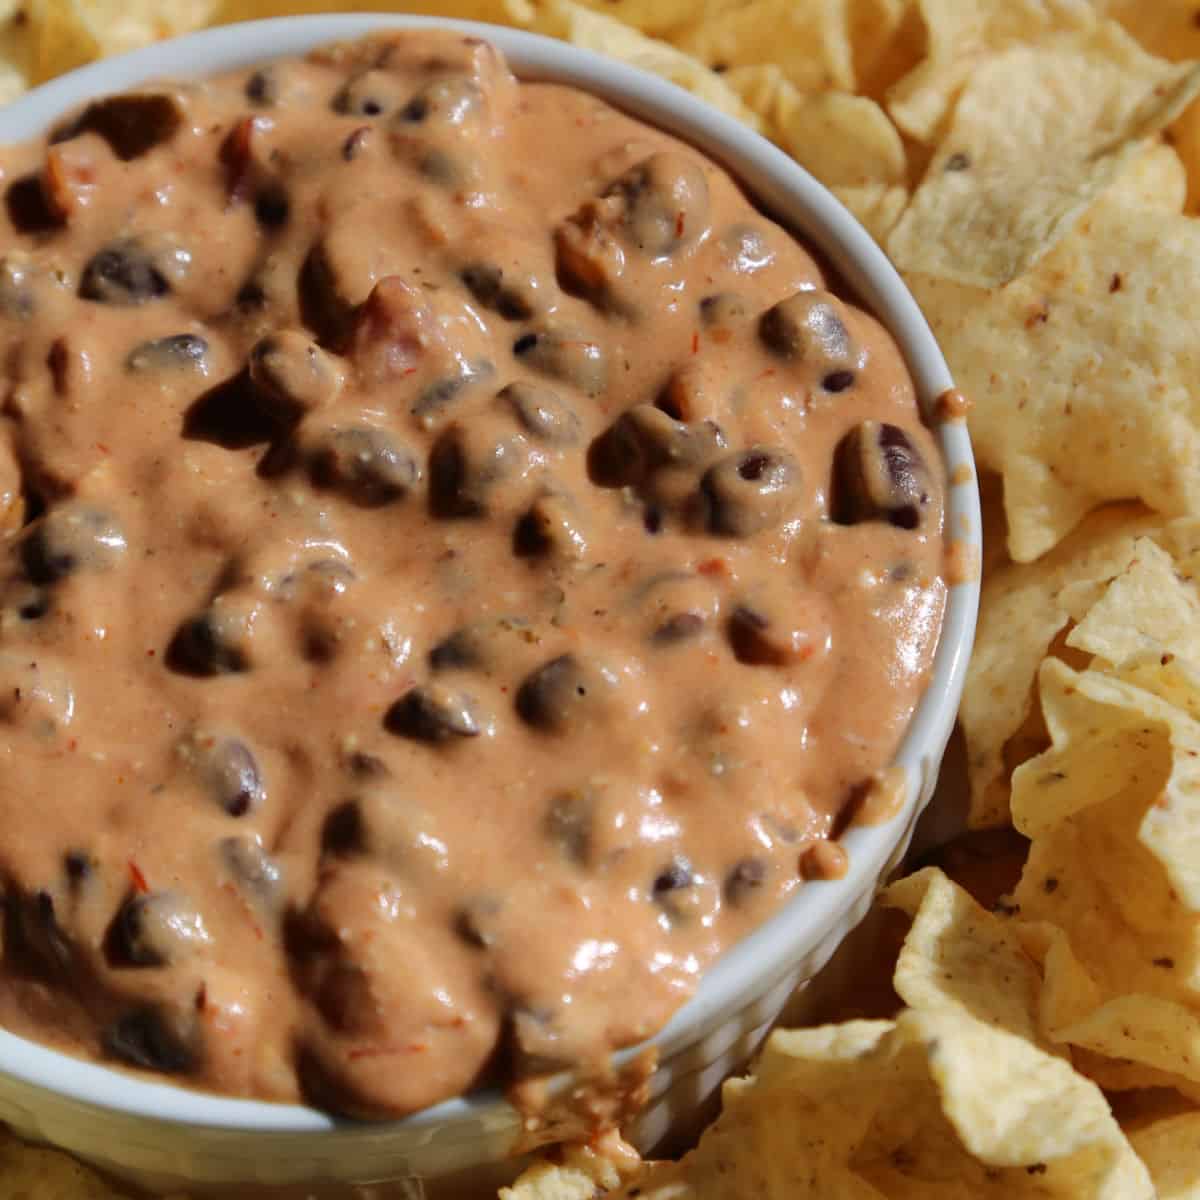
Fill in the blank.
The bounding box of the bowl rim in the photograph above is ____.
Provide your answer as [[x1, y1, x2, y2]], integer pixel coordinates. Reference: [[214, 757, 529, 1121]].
[[0, 11, 981, 1136]]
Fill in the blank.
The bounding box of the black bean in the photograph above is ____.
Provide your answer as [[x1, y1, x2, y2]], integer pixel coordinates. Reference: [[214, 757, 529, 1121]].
[[831, 421, 932, 530], [219, 836, 283, 903], [726, 605, 795, 666], [604, 152, 710, 256], [17, 890, 72, 972], [341, 125, 373, 160], [104, 1006, 197, 1074], [111, 891, 210, 967], [125, 333, 209, 373], [499, 381, 580, 445], [544, 790, 592, 864], [276, 557, 356, 605], [513, 491, 588, 561], [699, 292, 747, 327], [758, 290, 855, 365], [249, 331, 344, 423], [202, 737, 264, 817], [53, 93, 183, 161], [332, 70, 402, 117], [653, 858, 693, 897], [589, 405, 724, 487], [321, 801, 366, 856], [80, 238, 181, 305], [721, 224, 774, 273], [460, 262, 536, 321], [411, 358, 493, 427], [254, 183, 290, 229], [724, 857, 766, 904], [516, 654, 603, 735], [700, 447, 802, 537], [399, 76, 484, 127], [512, 328, 606, 397], [430, 625, 489, 672], [307, 425, 419, 507], [20, 505, 126, 584], [64, 851, 91, 884], [5, 175, 61, 235], [454, 894, 503, 949], [385, 683, 486, 742], [428, 421, 531, 519], [415, 146, 481, 190], [14, 585, 51, 622], [653, 611, 705, 645], [245, 69, 278, 106], [166, 608, 251, 676], [297, 239, 356, 346]]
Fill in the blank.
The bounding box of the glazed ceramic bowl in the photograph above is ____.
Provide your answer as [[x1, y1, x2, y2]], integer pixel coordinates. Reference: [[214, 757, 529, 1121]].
[[0, 14, 981, 1196]]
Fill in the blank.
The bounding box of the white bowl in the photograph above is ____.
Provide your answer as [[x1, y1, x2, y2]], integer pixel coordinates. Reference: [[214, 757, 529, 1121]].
[[0, 15, 981, 1196]]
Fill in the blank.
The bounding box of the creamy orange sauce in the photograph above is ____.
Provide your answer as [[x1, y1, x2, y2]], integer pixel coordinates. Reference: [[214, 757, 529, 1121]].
[[0, 32, 945, 1119]]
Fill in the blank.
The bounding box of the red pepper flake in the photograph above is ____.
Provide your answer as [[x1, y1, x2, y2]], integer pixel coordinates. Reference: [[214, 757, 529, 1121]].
[[675, 210, 685, 238], [1109, 273, 1123, 293], [128, 860, 149, 893], [697, 557, 728, 577], [691, 331, 699, 355], [95, 443, 111, 455]]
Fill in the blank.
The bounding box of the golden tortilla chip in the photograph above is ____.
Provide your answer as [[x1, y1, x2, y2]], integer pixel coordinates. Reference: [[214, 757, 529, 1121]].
[[501, 1138, 639, 1200], [671, 0, 855, 94], [22, 0, 218, 82], [887, 22, 1200, 287], [959, 504, 1156, 827], [886, 0, 1096, 143], [885, 867, 1050, 1049], [909, 157, 1200, 562], [724, 66, 907, 241], [509, 0, 760, 127], [1008, 658, 1200, 1095], [1126, 1111, 1200, 1200], [611, 1010, 1151, 1198], [847, 0, 921, 101], [1066, 537, 1200, 671]]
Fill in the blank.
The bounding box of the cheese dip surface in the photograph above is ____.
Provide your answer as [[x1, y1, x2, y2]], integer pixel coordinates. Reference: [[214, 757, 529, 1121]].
[[0, 32, 945, 1118]]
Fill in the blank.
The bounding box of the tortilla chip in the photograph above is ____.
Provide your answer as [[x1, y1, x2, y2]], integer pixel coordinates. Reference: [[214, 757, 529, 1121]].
[[887, 22, 1200, 287], [1066, 537, 1200, 670], [1006, 659, 1200, 1095], [847, 0, 922, 101], [611, 1010, 1151, 1198], [959, 504, 1155, 827], [671, 0, 855, 94], [885, 867, 1049, 1049], [21, 0, 218, 81], [886, 0, 1096, 143], [910, 156, 1200, 561], [510, 0, 760, 127], [501, 1139, 639, 1200], [1127, 1111, 1200, 1199]]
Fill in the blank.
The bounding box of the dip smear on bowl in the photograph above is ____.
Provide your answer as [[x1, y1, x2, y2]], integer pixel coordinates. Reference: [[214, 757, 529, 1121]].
[[0, 30, 945, 1119]]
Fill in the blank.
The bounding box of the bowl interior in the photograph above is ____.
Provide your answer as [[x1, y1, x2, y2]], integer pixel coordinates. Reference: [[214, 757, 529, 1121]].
[[0, 12, 981, 1135]]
